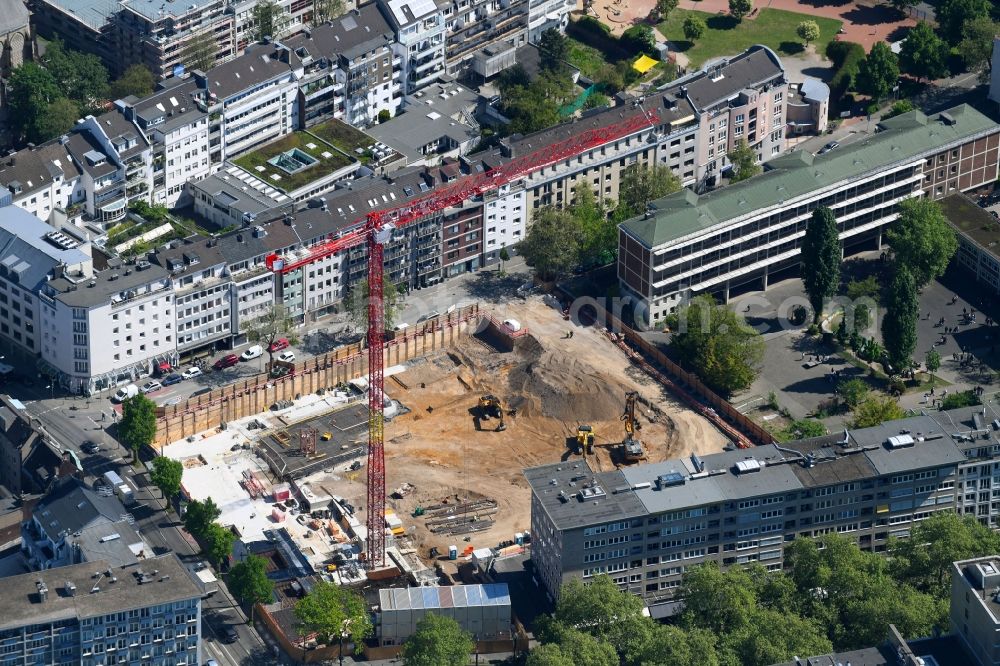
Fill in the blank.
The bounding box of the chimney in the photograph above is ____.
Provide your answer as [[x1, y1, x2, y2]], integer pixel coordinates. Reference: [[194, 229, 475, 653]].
[[36, 580, 48, 602]]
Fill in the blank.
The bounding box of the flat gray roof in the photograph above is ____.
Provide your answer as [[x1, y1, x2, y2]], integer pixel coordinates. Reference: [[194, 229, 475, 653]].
[[0, 552, 201, 630], [524, 461, 649, 531], [367, 82, 479, 162], [49, 261, 170, 308]]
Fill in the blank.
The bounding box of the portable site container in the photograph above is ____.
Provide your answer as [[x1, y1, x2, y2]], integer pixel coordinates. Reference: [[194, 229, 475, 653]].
[[377, 583, 512, 646]]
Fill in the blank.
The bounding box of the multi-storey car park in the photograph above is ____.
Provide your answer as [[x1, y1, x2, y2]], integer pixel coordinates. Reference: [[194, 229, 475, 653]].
[[618, 104, 1000, 325], [527, 403, 1000, 616]]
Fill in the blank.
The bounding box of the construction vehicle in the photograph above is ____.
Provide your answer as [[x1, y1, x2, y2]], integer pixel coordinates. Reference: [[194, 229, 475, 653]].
[[478, 395, 507, 431], [621, 391, 645, 461], [576, 425, 595, 455]]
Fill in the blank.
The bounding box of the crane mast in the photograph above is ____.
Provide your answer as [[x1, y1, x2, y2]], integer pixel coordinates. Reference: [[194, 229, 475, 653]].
[[269, 105, 663, 568]]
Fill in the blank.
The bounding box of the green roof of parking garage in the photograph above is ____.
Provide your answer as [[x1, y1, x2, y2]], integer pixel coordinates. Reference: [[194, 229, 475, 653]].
[[620, 105, 998, 249]]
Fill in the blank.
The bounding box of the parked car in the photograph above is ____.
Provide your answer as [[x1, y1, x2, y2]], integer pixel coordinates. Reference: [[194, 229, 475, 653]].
[[240, 345, 263, 361], [140, 380, 162, 394], [213, 354, 239, 370], [268, 338, 289, 352], [277, 351, 295, 363], [818, 140, 840, 155], [181, 367, 203, 379], [81, 441, 101, 455], [112, 384, 139, 402], [162, 373, 183, 386]]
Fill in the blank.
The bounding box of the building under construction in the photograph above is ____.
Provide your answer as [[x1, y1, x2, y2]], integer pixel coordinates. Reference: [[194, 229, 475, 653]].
[[256, 403, 370, 480]]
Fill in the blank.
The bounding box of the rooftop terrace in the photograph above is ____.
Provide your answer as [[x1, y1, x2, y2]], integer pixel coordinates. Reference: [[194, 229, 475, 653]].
[[232, 130, 354, 194]]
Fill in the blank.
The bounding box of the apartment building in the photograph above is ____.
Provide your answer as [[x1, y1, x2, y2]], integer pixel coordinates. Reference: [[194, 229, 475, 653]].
[[440, 0, 529, 76], [0, 207, 93, 358], [952, 555, 1000, 666], [39, 256, 175, 395], [0, 140, 83, 222], [378, 0, 446, 94], [21, 477, 147, 571], [619, 104, 1000, 324], [526, 408, 991, 613], [526, 0, 573, 40], [117, 80, 212, 209], [0, 395, 73, 496], [0, 552, 202, 666], [230, 0, 313, 55], [157, 241, 233, 357], [285, 7, 403, 128], [677, 45, 788, 187], [29, 0, 118, 72], [940, 194, 1000, 296]]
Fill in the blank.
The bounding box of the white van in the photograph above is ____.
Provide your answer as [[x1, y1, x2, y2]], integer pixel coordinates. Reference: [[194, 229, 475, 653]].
[[112, 384, 139, 402], [240, 345, 263, 361]]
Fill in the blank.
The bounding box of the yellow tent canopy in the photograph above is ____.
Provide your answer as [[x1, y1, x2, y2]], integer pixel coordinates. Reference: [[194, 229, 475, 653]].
[[632, 54, 658, 74]]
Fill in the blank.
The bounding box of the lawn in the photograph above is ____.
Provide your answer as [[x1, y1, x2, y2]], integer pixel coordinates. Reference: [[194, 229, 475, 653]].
[[567, 37, 608, 79], [308, 119, 377, 158], [659, 8, 843, 68], [233, 131, 353, 193]]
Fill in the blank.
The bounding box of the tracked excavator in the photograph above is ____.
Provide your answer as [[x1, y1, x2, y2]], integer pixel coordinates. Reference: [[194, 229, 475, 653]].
[[621, 391, 645, 462], [478, 394, 507, 432]]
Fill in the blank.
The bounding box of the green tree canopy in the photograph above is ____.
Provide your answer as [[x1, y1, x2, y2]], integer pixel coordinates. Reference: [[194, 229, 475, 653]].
[[517, 206, 583, 281], [925, 349, 941, 379], [38, 98, 81, 142], [899, 21, 949, 81], [240, 304, 294, 366], [617, 163, 682, 218], [849, 393, 906, 428], [343, 282, 405, 333], [227, 555, 275, 606], [401, 613, 474, 666], [571, 184, 614, 267], [683, 15, 707, 41], [183, 497, 221, 538], [8, 62, 63, 143], [883, 99, 915, 119], [313, 0, 345, 23], [120, 394, 157, 458], [110, 64, 156, 100], [666, 295, 765, 395], [729, 0, 753, 20], [959, 16, 1000, 81], [935, 0, 991, 45], [250, 0, 291, 41], [727, 139, 761, 182], [801, 207, 841, 323], [498, 67, 573, 135], [837, 377, 870, 409], [527, 627, 617, 666], [150, 456, 183, 499], [538, 28, 569, 69], [525, 644, 575, 666], [621, 25, 656, 55], [654, 0, 679, 20], [857, 41, 899, 101], [796, 20, 821, 45], [294, 580, 372, 645], [887, 198, 958, 288], [882, 263, 919, 372], [41, 39, 109, 110], [204, 522, 235, 568], [550, 575, 655, 660], [181, 32, 218, 72]]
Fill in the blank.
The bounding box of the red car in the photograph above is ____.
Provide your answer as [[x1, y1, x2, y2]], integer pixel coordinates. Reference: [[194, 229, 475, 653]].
[[213, 354, 239, 370], [268, 338, 289, 352]]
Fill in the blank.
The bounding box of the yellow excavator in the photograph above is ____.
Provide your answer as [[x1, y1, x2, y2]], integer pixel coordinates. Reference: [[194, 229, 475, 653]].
[[621, 391, 645, 462], [576, 425, 595, 455], [478, 394, 507, 432]]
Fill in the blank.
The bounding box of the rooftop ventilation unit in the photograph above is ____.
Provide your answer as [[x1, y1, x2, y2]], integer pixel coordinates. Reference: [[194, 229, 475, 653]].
[[734, 458, 762, 474], [44, 231, 80, 250], [691, 453, 705, 473], [886, 434, 915, 449], [579, 485, 607, 501], [656, 471, 685, 489]]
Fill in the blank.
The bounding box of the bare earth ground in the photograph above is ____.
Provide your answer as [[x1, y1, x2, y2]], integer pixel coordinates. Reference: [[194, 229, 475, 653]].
[[332, 298, 727, 569]]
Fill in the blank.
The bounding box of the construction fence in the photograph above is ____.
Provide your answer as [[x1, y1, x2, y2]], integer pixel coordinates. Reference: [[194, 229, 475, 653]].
[[557, 291, 775, 447], [153, 304, 482, 447]]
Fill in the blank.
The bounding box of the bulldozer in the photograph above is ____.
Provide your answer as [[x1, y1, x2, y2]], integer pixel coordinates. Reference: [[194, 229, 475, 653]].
[[576, 425, 595, 455], [478, 394, 507, 432], [621, 391, 645, 462]]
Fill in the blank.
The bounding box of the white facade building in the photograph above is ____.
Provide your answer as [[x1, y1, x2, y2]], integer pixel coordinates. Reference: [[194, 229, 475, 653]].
[[526, 0, 573, 40], [379, 0, 446, 94], [482, 185, 526, 266]]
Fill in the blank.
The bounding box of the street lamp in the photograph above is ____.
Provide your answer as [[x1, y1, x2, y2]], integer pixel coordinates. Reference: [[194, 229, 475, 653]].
[[338, 618, 352, 666]]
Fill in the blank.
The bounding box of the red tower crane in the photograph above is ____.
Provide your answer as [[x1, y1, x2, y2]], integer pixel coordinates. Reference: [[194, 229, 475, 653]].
[[266, 105, 661, 567]]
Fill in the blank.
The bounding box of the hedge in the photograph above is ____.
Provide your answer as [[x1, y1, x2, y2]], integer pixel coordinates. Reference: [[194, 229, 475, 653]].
[[826, 40, 866, 98]]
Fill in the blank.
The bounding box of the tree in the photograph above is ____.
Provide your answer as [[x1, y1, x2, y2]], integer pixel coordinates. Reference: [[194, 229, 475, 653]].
[[857, 42, 899, 101], [313, 0, 345, 23], [727, 139, 761, 182], [621, 25, 656, 55], [110, 64, 156, 100], [729, 0, 753, 20], [654, 0, 679, 20], [935, 0, 991, 45], [183, 497, 221, 538], [342, 281, 405, 333], [891, 512, 1000, 598], [228, 555, 274, 609], [837, 377, 870, 409], [37, 98, 81, 142], [527, 627, 617, 666], [551, 575, 655, 659], [119, 394, 157, 459], [899, 21, 949, 81], [517, 207, 583, 281], [887, 198, 958, 288], [498, 246, 511, 274], [683, 15, 707, 42], [666, 295, 765, 395], [882, 264, 918, 372], [251, 0, 291, 41], [781, 419, 827, 440], [572, 184, 613, 267], [883, 99, 915, 119], [801, 207, 841, 324], [538, 28, 568, 70], [958, 16, 1000, 81], [150, 456, 183, 499], [796, 20, 820, 45], [7, 62, 62, 143], [204, 522, 235, 568], [849, 394, 905, 428], [41, 39, 109, 110], [632, 625, 720, 666], [924, 349, 941, 382], [240, 304, 294, 368], [400, 614, 475, 666], [181, 32, 218, 72], [294, 581, 372, 645], [526, 644, 575, 666], [377, 109, 391, 123], [617, 163, 682, 218]]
